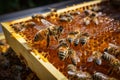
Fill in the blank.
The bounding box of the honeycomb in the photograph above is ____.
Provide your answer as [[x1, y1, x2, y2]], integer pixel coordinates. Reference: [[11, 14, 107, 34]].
[[10, 1, 120, 80]]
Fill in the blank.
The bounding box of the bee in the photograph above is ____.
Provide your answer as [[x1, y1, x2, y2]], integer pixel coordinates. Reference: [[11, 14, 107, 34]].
[[34, 19, 63, 47], [32, 14, 45, 19], [12, 24, 23, 32], [67, 31, 80, 44], [59, 13, 73, 22], [89, 12, 99, 25], [76, 71, 92, 80], [92, 72, 117, 80], [32, 14, 45, 22], [84, 10, 93, 16], [92, 17, 99, 25], [67, 64, 77, 76], [67, 64, 92, 79], [34, 29, 49, 41], [57, 39, 69, 60], [102, 52, 120, 66], [102, 52, 120, 75], [84, 9, 100, 25], [68, 48, 80, 65], [83, 17, 91, 25], [70, 11, 81, 15], [87, 51, 102, 65], [22, 21, 36, 27], [67, 31, 89, 46], [74, 32, 89, 46], [12, 21, 36, 32], [79, 35, 89, 45], [57, 39, 79, 65], [104, 43, 120, 57]]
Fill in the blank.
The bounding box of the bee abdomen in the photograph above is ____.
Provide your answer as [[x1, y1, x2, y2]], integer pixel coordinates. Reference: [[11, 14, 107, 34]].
[[102, 52, 112, 61], [74, 39, 79, 46], [93, 72, 109, 80]]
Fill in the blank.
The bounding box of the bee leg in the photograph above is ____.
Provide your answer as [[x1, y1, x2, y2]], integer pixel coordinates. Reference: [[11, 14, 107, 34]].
[[55, 35, 58, 41], [46, 34, 50, 48], [107, 67, 114, 75], [19, 28, 26, 32]]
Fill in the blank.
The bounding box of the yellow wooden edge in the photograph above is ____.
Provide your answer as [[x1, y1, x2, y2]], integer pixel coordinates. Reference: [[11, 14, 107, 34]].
[[0, 33, 5, 40]]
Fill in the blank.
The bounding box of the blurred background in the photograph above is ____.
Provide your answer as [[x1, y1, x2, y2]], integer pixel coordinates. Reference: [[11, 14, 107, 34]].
[[0, 0, 66, 15]]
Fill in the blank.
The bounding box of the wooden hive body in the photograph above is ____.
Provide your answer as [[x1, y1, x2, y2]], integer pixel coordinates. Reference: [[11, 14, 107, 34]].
[[1, 0, 115, 80]]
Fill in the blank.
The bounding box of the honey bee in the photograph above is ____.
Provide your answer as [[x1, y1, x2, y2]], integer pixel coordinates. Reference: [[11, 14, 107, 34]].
[[104, 43, 120, 57], [102, 52, 120, 75], [89, 13, 99, 25], [67, 64, 92, 79], [57, 39, 69, 60], [59, 13, 73, 22], [76, 71, 92, 80], [34, 19, 63, 47], [67, 64, 77, 76], [83, 17, 91, 25], [74, 32, 89, 46], [12, 24, 23, 32], [12, 21, 37, 32], [32, 14, 45, 22], [92, 72, 117, 80], [57, 39, 79, 65], [67, 31, 89, 46], [87, 51, 102, 65], [34, 29, 49, 41], [84, 10, 92, 16], [22, 21, 36, 27], [102, 52, 120, 66], [68, 48, 80, 65], [84, 9, 100, 25], [79, 36, 89, 45], [92, 17, 99, 25], [67, 31, 79, 44]]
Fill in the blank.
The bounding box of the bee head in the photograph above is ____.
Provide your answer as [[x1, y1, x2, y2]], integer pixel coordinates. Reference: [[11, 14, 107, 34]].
[[34, 33, 40, 41], [58, 26, 63, 33]]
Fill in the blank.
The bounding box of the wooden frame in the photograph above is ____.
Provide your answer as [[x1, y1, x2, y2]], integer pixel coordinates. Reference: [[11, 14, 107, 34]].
[[1, 0, 105, 80]]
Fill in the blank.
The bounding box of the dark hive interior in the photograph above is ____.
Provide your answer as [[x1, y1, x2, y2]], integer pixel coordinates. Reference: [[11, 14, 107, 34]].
[[10, 1, 120, 80]]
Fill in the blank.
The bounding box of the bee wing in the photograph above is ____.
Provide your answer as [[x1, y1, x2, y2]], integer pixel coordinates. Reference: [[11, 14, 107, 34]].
[[41, 19, 54, 27], [87, 56, 94, 62], [109, 43, 119, 49], [67, 71, 76, 76], [34, 25, 44, 30]]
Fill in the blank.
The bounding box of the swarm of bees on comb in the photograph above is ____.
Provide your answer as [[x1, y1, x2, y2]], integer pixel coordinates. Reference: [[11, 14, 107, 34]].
[[10, 1, 120, 80]]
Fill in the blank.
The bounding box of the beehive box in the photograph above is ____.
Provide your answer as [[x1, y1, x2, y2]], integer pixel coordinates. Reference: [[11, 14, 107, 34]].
[[1, 0, 120, 80]]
